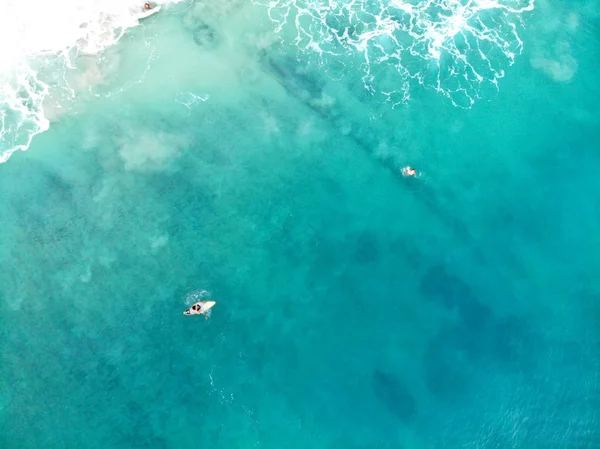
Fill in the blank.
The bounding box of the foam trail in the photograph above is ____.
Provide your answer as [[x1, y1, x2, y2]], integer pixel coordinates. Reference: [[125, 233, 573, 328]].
[[0, 0, 183, 164], [257, 0, 535, 107]]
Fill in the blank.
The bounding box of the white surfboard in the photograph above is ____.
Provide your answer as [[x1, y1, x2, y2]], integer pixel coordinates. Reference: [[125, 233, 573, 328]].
[[183, 300, 216, 316], [201, 301, 216, 312], [137, 5, 161, 20]]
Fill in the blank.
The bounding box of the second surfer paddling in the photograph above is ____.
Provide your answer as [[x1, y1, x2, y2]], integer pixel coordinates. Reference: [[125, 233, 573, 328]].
[[183, 300, 216, 320], [401, 166, 418, 177]]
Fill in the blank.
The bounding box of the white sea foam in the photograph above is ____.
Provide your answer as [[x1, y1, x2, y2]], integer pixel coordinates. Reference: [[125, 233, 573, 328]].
[[185, 289, 211, 306], [0, 0, 183, 164], [257, 0, 535, 107]]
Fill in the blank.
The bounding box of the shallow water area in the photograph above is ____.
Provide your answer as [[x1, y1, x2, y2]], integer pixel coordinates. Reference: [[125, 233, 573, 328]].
[[1, 0, 600, 448]]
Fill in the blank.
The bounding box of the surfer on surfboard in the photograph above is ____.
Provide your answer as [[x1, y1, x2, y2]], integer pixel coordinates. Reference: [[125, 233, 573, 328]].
[[184, 300, 216, 319], [138, 2, 161, 19], [401, 166, 418, 177]]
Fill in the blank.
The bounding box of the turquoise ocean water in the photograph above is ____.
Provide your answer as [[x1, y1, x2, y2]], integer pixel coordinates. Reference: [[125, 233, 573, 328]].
[[1, 0, 600, 447]]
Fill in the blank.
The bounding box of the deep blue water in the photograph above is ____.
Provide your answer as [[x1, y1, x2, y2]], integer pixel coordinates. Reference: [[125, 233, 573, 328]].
[[1, 0, 600, 448]]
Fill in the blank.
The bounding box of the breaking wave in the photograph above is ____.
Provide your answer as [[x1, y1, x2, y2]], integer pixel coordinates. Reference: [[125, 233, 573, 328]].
[[0, 0, 182, 164], [258, 0, 535, 107]]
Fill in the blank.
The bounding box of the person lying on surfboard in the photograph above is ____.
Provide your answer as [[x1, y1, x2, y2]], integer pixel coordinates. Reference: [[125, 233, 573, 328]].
[[401, 166, 417, 177], [183, 300, 215, 319], [143, 2, 153, 10]]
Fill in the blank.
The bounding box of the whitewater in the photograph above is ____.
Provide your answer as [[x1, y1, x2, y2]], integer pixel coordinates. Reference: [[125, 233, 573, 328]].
[[0, 0, 537, 163], [0, 0, 183, 163]]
